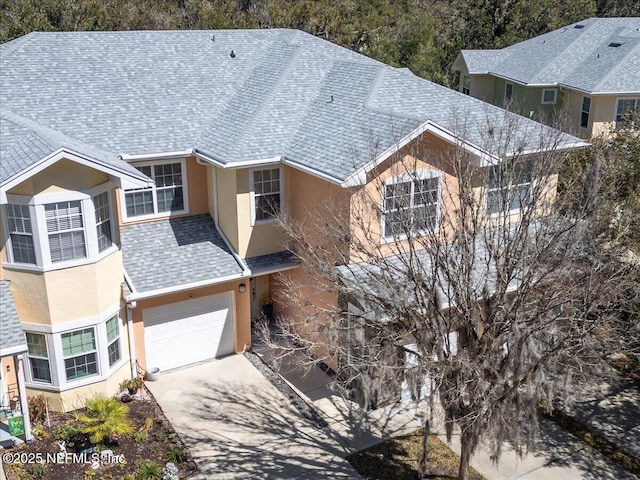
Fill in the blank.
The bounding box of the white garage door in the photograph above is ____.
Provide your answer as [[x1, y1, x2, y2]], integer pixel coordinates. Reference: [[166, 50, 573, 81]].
[[143, 292, 235, 372]]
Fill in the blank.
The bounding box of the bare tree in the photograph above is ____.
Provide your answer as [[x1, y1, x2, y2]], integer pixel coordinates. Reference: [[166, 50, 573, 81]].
[[265, 113, 636, 480]]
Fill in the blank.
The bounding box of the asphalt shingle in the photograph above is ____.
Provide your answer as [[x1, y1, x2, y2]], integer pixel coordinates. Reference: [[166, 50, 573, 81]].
[[1, 29, 585, 186], [0, 281, 27, 355], [120, 214, 244, 293], [459, 17, 640, 94]]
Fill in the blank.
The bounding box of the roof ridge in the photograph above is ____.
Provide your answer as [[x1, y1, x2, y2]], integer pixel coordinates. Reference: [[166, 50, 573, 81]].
[[0, 31, 39, 56]]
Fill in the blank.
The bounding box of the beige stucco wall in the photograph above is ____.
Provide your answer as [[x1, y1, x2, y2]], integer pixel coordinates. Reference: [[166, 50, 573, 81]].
[[130, 280, 251, 372], [7, 160, 110, 196], [4, 250, 124, 325], [216, 168, 240, 250], [27, 362, 131, 413]]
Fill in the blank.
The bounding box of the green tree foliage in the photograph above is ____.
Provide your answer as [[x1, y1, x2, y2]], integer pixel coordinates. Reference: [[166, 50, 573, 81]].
[[76, 395, 133, 445], [2, 0, 634, 84]]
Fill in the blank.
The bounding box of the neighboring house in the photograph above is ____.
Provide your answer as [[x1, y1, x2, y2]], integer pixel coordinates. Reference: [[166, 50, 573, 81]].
[[0, 29, 586, 413], [452, 17, 640, 138]]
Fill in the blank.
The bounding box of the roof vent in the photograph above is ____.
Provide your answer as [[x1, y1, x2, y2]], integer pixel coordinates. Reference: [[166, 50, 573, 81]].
[[608, 42, 623, 47], [574, 24, 585, 29]]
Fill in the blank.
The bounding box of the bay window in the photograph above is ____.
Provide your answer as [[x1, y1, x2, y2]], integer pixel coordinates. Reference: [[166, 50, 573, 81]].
[[23, 313, 124, 389], [4, 185, 116, 270]]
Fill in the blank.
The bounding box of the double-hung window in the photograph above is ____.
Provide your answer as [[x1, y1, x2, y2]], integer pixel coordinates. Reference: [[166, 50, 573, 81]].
[[124, 161, 186, 219], [93, 192, 113, 253], [62, 328, 98, 381], [26, 333, 51, 383], [615, 98, 639, 128], [581, 96, 591, 130], [252, 168, 282, 223], [105, 315, 121, 367], [486, 162, 533, 215], [462, 75, 471, 95], [45, 201, 86, 262], [383, 174, 440, 239], [6, 204, 35, 264]]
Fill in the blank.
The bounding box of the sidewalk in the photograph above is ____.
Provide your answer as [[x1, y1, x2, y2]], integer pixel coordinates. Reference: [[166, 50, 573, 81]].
[[255, 341, 638, 479], [565, 378, 640, 460]]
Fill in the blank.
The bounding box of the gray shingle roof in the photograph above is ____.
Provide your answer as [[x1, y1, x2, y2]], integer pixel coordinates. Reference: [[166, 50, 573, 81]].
[[2, 29, 586, 186], [0, 110, 150, 185], [458, 17, 640, 94], [245, 251, 298, 275], [0, 281, 27, 355], [120, 214, 244, 293]]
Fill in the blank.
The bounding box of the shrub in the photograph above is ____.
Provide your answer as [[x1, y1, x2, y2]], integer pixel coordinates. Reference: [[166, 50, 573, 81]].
[[137, 460, 162, 480], [143, 417, 154, 431], [119, 475, 135, 480], [28, 395, 47, 424], [76, 395, 133, 445], [165, 445, 186, 463], [54, 424, 80, 442], [25, 463, 47, 479], [31, 424, 48, 439], [133, 431, 149, 442]]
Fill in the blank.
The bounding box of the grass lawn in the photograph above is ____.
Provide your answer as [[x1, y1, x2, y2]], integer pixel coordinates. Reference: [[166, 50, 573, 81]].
[[348, 430, 485, 480]]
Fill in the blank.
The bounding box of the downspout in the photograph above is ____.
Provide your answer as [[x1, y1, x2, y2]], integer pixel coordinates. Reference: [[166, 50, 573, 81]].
[[123, 272, 138, 379], [16, 355, 32, 442], [126, 302, 138, 379]]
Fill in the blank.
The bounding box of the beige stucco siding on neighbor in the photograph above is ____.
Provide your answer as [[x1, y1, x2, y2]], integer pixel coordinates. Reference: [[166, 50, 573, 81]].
[[7, 160, 110, 196], [130, 280, 250, 372], [3, 250, 124, 325]]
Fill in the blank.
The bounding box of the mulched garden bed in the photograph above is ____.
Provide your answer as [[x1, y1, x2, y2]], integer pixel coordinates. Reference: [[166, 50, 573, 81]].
[[3, 389, 198, 480]]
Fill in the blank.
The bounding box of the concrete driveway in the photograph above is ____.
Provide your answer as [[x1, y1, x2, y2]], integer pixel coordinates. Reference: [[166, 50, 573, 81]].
[[145, 355, 361, 479]]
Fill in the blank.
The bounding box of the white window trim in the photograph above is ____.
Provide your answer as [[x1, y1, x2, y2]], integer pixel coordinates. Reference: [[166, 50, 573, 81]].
[[613, 97, 639, 128], [485, 164, 533, 217], [25, 333, 53, 386], [541, 88, 557, 105], [21, 307, 127, 392], [580, 96, 591, 130], [462, 74, 471, 95], [249, 166, 284, 226], [380, 170, 443, 243], [120, 158, 189, 223], [3, 183, 118, 272], [504, 82, 514, 104]]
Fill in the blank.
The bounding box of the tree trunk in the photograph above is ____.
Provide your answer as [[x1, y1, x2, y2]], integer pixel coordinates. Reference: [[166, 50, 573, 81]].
[[418, 419, 431, 479], [458, 433, 472, 480]]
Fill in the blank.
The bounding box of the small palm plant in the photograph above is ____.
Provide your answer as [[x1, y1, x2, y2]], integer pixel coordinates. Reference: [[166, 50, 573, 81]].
[[76, 395, 133, 445]]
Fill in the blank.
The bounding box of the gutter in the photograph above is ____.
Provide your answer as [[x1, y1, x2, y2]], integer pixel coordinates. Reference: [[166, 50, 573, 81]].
[[119, 149, 196, 162]]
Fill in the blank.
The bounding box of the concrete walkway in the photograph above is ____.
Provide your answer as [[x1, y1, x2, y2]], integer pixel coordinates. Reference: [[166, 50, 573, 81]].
[[146, 355, 362, 479], [256, 345, 638, 480]]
